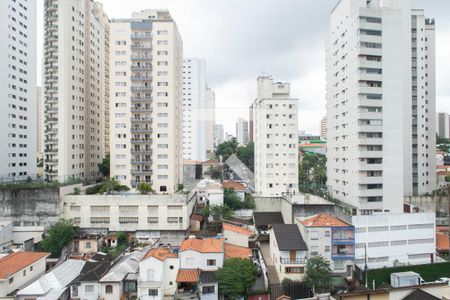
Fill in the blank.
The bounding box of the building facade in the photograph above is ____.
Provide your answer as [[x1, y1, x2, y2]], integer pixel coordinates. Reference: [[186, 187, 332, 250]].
[[109, 9, 183, 193], [205, 87, 216, 157], [326, 0, 436, 214], [320, 117, 327, 140], [236, 118, 249, 146], [37, 87, 44, 162], [213, 124, 224, 148], [253, 76, 299, 196], [43, 0, 109, 182], [437, 112, 449, 140], [0, 0, 37, 181]]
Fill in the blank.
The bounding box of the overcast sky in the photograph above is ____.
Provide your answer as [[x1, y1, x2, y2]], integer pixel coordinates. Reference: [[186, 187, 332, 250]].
[[37, 0, 450, 136]]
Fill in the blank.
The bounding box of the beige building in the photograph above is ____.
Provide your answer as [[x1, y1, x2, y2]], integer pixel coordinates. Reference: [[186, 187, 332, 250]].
[[205, 86, 216, 157], [109, 9, 183, 193], [43, 0, 110, 182]]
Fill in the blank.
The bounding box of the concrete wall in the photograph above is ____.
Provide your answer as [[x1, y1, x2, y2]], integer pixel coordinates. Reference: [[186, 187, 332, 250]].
[[254, 196, 282, 212], [405, 195, 449, 214]]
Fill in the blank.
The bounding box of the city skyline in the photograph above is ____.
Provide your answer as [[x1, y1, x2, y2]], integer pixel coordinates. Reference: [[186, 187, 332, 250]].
[[35, 0, 450, 135]]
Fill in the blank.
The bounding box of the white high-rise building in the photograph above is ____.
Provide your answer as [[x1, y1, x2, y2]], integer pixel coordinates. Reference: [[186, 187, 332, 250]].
[[214, 124, 224, 147], [236, 118, 249, 146], [320, 117, 327, 140], [182, 58, 206, 161], [253, 76, 299, 196], [326, 0, 436, 214], [205, 86, 216, 157], [436, 112, 449, 140], [43, 0, 110, 182], [37, 87, 44, 160], [0, 0, 37, 181], [109, 9, 183, 193]]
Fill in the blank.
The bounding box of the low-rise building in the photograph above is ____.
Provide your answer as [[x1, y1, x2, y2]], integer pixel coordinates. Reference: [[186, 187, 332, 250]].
[[0, 252, 49, 298], [297, 214, 354, 276], [222, 181, 248, 201], [223, 222, 254, 248], [352, 213, 436, 269], [0, 221, 13, 251], [269, 224, 308, 281], [196, 179, 224, 207], [69, 262, 111, 300]]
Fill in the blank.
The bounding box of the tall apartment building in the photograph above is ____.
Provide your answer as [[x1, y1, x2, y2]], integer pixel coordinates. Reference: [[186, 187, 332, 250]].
[[249, 104, 254, 143], [320, 117, 327, 140], [182, 58, 206, 161], [253, 76, 299, 196], [436, 112, 449, 139], [0, 0, 37, 181], [326, 0, 436, 214], [214, 124, 224, 147], [236, 118, 249, 146], [37, 87, 44, 160], [205, 86, 216, 157], [109, 9, 183, 193], [43, 0, 110, 182]]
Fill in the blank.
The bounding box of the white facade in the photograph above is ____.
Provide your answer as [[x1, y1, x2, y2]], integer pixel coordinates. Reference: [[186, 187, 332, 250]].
[[37, 87, 44, 160], [326, 0, 436, 214], [437, 112, 450, 139], [205, 87, 216, 156], [352, 212, 436, 269], [236, 118, 249, 146], [320, 117, 327, 140], [213, 124, 224, 148], [253, 76, 299, 196], [138, 255, 179, 300], [179, 250, 224, 271], [43, 0, 109, 182], [0, 0, 37, 181], [182, 58, 206, 161], [109, 9, 183, 193]]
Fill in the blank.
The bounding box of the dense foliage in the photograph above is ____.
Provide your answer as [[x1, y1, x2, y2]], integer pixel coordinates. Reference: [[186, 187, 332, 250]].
[[85, 177, 130, 194], [299, 152, 327, 194], [217, 258, 258, 299], [215, 139, 254, 171], [203, 205, 233, 222], [40, 219, 76, 257], [304, 255, 332, 293], [98, 154, 110, 177], [137, 182, 153, 194]]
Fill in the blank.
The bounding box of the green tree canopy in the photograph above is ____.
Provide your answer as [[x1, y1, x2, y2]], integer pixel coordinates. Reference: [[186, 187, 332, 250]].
[[40, 219, 75, 257], [304, 255, 332, 293], [299, 152, 327, 194], [224, 188, 242, 210], [209, 205, 233, 221], [236, 142, 254, 172], [137, 182, 153, 194], [215, 138, 239, 162], [217, 258, 258, 299], [98, 154, 110, 177]]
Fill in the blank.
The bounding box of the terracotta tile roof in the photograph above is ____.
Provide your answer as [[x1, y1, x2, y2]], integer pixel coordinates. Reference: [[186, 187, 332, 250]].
[[180, 238, 223, 253], [224, 243, 251, 259], [436, 171, 450, 176], [299, 214, 350, 227], [223, 223, 253, 236], [203, 159, 220, 164], [437, 226, 448, 233], [143, 248, 178, 261], [176, 269, 200, 283], [436, 233, 449, 251], [183, 160, 201, 165], [207, 183, 223, 190], [0, 252, 49, 279], [222, 181, 247, 191]]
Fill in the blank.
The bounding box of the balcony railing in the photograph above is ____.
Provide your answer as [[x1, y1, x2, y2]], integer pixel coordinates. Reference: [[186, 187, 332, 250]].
[[280, 258, 306, 265]]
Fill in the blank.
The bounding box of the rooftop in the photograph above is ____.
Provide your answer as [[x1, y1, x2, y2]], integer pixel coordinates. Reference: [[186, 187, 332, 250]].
[[223, 223, 253, 236], [224, 243, 252, 259], [436, 233, 449, 251], [253, 212, 284, 226], [100, 249, 147, 282], [402, 289, 440, 300], [272, 224, 308, 251], [0, 252, 49, 280], [180, 238, 224, 253], [70, 261, 111, 284], [222, 181, 247, 191], [143, 248, 178, 261], [299, 214, 351, 227], [176, 269, 199, 283]]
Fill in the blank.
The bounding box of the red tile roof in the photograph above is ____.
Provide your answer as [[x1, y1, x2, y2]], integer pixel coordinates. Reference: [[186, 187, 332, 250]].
[[0, 252, 49, 279], [222, 181, 247, 191], [224, 243, 252, 259], [299, 214, 350, 227], [180, 238, 223, 253], [176, 269, 200, 283], [144, 248, 178, 261], [223, 223, 253, 236], [436, 233, 449, 251]]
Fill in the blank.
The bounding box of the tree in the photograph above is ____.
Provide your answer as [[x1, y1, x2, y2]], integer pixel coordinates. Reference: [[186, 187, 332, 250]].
[[116, 231, 128, 247], [137, 182, 153, 194], [299, 152, 327, 194], [208, 166, 223, 180], [98, 154, 110, 177], [243, 193, 256, 209], [40, 219, 75, 257], [224, 188, 242, 210], [99, 177, 120, 194], [209, 205, 233, 221], [304, 255, 332, 293], [215, 138, 239, 162], [236, 142, 254, 172], [217, 258, 258, 299]]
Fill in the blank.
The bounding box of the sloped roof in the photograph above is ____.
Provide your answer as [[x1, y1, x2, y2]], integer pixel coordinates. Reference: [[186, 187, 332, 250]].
[[0, 252, 49, 279], [222, 181, 247, 191], [272, 224, 308, 251], [99, 249, 147, 282], [224, 243, 252, 259], [402, 289, 440, 300], [176, 269, 199, 283], [180, 238, 223, 253], [253, 212, 284, 226], [299, 214, 350, 227], [143, 248, 178, 261], [199, 271, 217, 284], [17, 259, 86, 299], [71, 262, 110, 284], [436, 233, 449, 251], [223, 223, 253, 236]]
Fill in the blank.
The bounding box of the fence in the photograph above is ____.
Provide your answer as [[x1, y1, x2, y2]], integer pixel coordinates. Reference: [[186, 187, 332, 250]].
[[269, 281, 312, 300]]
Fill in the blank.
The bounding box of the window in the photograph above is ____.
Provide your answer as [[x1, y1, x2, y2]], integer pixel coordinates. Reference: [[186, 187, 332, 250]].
[[148, 217, 158, 223], [285, 267, 304, 274], [202, 286, 215, 294], [368, 226, 388, 232], [9, 277, 13, 284], [334, 260, 344, 270], [325, 246, 330, 252], [85, 285, 95, 293], [310, 231, 318, 240], [207, 259, 216, 266], [390, 225, 407, 231], [119, 217, 138, 224], [105, 285, 113, 294], [167, 217, 179, 223], [148, 289, 158, 296], [310, 246, 318, 256], [85, 242, 91, 249]]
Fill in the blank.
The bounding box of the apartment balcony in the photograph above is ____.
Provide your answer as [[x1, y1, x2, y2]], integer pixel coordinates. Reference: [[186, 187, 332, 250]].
[[45, 86, 58, 93], [44, 148, 58, 153], [46, 2, 58, 12], [358, 21, 382, 31], [357, 138, 382, 145], [358, 86, 382, 94], [131, 107, 152, 113], [359, 163, 383, 171], [45, 168, 58, 175], [331, 228, 354, 244], [280, 258, 307, 265], [45, 159, 58, 165], [131, 55, 152, 61], [47, 14, 58, 22], [130, 159, 152, 164], [131, 44, 151, 50], [358, 46, 381, 56], [131, 127, 151, 134], [46, 118, 58, 125], [131, 86, 152, 92], [46, 127, 58, 134], [131, 149, 152, 155], [359, 151, 383, 159], [131, 96, 151, 102], [331, 244, 354, 260], [359, 34, 382, 44], [358, 59, 382, 70], [46, 97, 58, 104], [46, 24, 58, 32], [131, 117, 152, 123], [358, 188, 383, 197], [130, 169, 152, 175], [45, 65, 58, 72], [359, 73, 382, 82], [130, 33, 152, 40], [358, 125, 382, 133], [358, 176, 382, 185], [45, 76, 58, 84], [47, 35, 58, 43], [131, 138, 152, 144], [131, 75, 152, 81], [45, 55, 58, 63], [358, 112, 382, 120], [131, 65, 151, 71]]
